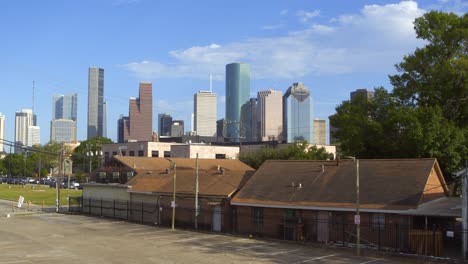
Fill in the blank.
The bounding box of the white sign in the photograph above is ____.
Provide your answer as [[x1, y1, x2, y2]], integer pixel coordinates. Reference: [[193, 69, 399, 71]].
[[171, 201, 176, 208], [17, 196, 24, 208], [354, 214, 360, 225], [446, 231, 454, 237]]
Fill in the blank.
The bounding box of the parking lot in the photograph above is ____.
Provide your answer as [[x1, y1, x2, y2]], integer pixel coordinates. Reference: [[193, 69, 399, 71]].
[[0, 210, 448, 264]]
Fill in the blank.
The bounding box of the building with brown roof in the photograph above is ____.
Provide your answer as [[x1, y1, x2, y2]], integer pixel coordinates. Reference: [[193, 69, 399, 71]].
[[231, 159, 459, 255], [83, 156, 254, 232]]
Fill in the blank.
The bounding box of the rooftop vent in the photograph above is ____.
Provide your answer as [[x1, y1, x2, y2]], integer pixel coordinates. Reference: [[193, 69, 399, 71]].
[[165, 168, 170, 174], [321, 165, 325, 172], [220, 168, 225, 175], [298, 183, 302, 189]]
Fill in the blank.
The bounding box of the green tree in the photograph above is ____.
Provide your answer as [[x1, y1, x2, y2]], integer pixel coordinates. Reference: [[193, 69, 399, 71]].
[[239, 141, 331, 169], [71, 137, 113, 174]]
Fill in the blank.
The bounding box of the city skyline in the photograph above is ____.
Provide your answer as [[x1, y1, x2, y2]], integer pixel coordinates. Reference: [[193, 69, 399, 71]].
[[0, 1, 465, 145]]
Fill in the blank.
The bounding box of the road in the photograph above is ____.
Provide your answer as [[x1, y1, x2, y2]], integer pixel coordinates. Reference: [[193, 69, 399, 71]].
[[0, 208, 454, 263]]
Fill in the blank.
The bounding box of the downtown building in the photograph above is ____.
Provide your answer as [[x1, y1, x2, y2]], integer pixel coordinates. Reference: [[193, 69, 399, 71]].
[[119, 82, 153, 142], [88, 67, 106, 139], [225, 62, 250, 142], [194, 91, 217, 137], [158, 113, 172, 137], [283, 82, 313, 143], [313, 119, 326, 145], [257, 90, 283, 142], [15, 109, 37, 153], [51, 93, 77, 143]]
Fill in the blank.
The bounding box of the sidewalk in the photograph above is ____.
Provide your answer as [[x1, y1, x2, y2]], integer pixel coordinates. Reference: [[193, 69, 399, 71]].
[[0, 199, 55, 217]]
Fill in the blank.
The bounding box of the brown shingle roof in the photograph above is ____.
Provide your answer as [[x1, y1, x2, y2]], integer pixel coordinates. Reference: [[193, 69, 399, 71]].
[[115, 156, 254, 197], [232, 159, 447, 211]]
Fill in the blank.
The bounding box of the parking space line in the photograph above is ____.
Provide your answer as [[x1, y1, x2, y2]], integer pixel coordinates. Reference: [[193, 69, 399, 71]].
[[234, 243, 274, 251], [158, 234, 218, 245], [360, 259, 382, 264], [266, 249, 301, 256], [291, 254, 337, 264], [143, 232, 194, 240]]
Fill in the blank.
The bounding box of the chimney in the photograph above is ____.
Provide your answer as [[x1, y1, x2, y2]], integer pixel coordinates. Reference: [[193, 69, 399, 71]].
[[298, 183, 302, 189]]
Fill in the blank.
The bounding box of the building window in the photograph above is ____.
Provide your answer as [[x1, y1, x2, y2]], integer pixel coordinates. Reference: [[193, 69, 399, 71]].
[[371, 213, 385, 230], [104, 152, 110, 162], [151, 151, 159, 157], [164, 151, 171, 157], [112, 151, 117, 156], [215, 154, 226, 159], [129, 151, 135, 156], [121, 151, 126, 156], [138, 150, 144, 157], [252, 207, 264, 225]]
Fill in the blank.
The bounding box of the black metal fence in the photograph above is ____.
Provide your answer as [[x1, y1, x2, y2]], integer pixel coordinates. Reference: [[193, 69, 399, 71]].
[[72, 197, 464, 260]]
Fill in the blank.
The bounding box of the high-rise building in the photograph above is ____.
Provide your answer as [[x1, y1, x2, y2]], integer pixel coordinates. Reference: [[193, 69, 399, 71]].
[[313, 119, 326, 145], [15, 109, 34, 153], [117, 115, 130, 143], [242, 98, 258, 142], [216, 118, 225, 141], [27, 126, 40, 147], [51, 94, 78, 143], [350, 89, 375, 101], [87, 67, 104, 139], [53, 94, 78, 120], [127, 82, 153, 142], [283, 82, 313, 143], [50, 119, 76, 143], [258, 90, 283, 142], [0, 113, 5, 153], [225, 62, 250, 142], [158, 114, 173, 137], [194, 91, 216, 137], [170, 120, 184, 137]]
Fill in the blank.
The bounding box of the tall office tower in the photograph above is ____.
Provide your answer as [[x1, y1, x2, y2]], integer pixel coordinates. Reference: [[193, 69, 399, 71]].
[[87, 67, 104, 139], [313, 119, 326, 145], [216, 118, 225, 140], [52, 94, 78, 120], [27, 126, 40, 147], [170, 120, 184, 137], [283, 82, 313, 143], [194, 91, 216, 137], [51, 94, 78, 143], [258, 90, 283, 142], [158, 114, 173, 137], [350, 89, 375, 101], [126, 82, 153, 141], [225, 62, 250, 142], [15, 109, 34, 153], [117, 115, 130, 143], [241, 98, 258, 142], [0, 113, 4, 153], [50, 119, 76, 143]]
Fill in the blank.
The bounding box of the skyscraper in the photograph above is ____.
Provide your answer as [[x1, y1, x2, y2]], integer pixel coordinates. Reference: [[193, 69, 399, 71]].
[[283, 82, 313, 143], [170, 120, 184, 137], [117, 115, 130, 143], [87, 67, 104, 139], [225, 62, 250, 142], [27, 126, 40, 147], [242, 98, 258, 142], [258, 89, 283, 142], [0, 113, 5, 153], [350, 89, 375, 101], [313, 119, 326, 145], [194, 91, 216, 137], [51, 94, 78, 143], [15, 109, 34, 153], [128, 82, 153, 141], [158, 114, 172, 137]]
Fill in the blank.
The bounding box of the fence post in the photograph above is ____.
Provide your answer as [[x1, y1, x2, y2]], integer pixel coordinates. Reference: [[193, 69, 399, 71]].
[[141, 202, 144, 223], [113, 200, 116, 218], [100, 198, 103, 217], [88, 198, 91, 214], [432, 224, 436, 256], [342, 221, 345, 247], [395, 223, 399, 251], [126, 200, 129, 221]]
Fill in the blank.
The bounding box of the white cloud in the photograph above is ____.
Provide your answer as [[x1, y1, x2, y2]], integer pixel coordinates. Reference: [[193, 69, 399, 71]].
[[125, 1, 427, 81], [296, 10, 321, 23]]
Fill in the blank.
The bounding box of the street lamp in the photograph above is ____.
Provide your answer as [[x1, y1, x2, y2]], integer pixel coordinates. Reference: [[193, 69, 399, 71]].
[[165, 157, 177, 230], [343, 156, 360, 256]]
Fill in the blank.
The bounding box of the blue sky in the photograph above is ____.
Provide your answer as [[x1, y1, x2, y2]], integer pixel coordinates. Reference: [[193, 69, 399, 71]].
[[1, 0, 466, 145]]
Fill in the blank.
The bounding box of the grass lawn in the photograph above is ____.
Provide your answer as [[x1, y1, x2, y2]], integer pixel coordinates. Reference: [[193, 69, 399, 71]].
[[0, 184, 82, 206]]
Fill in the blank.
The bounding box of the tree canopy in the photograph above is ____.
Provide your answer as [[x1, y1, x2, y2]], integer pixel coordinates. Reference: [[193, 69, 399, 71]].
[[330, 11, 467, 181]]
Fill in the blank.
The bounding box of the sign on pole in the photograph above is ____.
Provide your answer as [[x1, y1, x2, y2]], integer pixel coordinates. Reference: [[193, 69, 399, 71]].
[[171, 200, 176, 208], [354, 214, 360, 225], [17, 196, 24, 208]]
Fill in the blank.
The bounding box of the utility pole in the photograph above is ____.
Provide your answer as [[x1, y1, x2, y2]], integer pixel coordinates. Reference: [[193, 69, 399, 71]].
[[56, 145, 63, 213], [356, 159, 360, 257], [194, 153, 199, 229], [463, 160, 468, 260], [165, 157, 177, 230]]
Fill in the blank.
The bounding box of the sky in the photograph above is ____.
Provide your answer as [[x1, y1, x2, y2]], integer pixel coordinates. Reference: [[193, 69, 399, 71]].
[[0, 0, 466, 145]]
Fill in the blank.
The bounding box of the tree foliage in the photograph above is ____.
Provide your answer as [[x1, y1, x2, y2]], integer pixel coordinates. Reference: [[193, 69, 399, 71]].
[[330, 11, 468, 181], [71, 137, 113, 174], [239, 141, 332, 169]]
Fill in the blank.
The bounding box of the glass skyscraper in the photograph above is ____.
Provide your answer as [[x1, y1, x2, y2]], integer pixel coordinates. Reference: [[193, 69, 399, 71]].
[[225, 62, 250, 142], [283, 82, 313, 143], [87, 67, 104, 139], [53, 94, 77, 121]]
